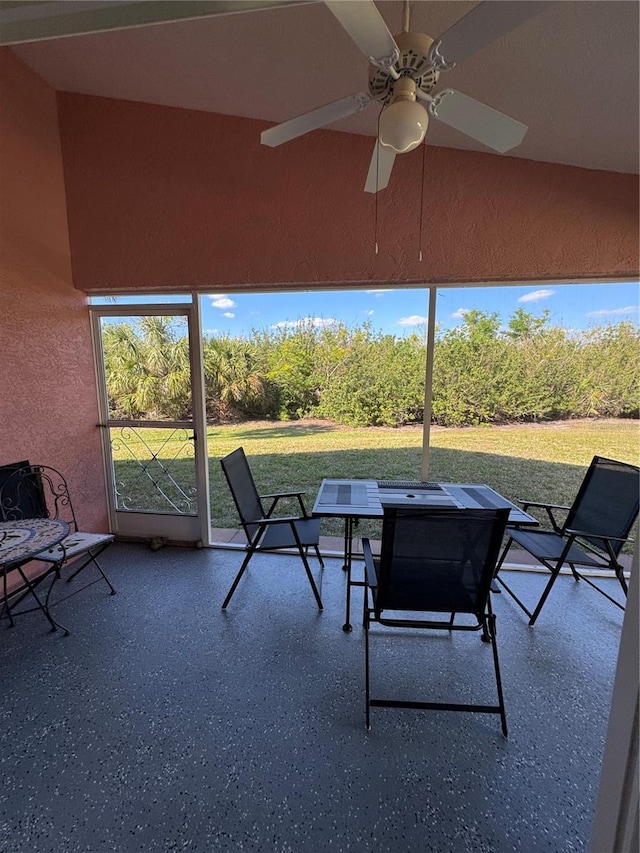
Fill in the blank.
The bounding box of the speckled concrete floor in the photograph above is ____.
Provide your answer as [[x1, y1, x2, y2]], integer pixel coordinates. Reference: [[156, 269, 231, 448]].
[[0, 543, 625, 853]]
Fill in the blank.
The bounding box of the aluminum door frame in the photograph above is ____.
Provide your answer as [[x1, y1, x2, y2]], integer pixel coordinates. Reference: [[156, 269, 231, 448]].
[[90, 300, 210, 546]]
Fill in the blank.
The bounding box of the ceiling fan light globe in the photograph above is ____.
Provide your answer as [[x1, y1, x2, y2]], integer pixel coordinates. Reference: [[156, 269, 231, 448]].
[[379, 100, 429, 154]]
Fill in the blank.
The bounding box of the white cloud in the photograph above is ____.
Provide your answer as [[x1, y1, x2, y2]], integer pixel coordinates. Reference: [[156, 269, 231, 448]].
[[208, 294, 236, 309], [366, 289, 389, 298], [452, 308, 469, 319], [398, 315, 427, 326], [586, 305, 638, 318], [365, 310, 375, 316], [223, 312, 235, 319], [518, 289, 555, 303], [271, 317, 337, 330], [203, 328, 219, 335]]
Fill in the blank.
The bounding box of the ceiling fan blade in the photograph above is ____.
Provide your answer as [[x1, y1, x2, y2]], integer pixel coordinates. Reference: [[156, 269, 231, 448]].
[[325, 0, 399, 68], [430, 90, 527, 153], [364, 140, 396, 193], [435, 1, 554, 67], [0, 0, 311, 46], [261, 92, 370, 147]]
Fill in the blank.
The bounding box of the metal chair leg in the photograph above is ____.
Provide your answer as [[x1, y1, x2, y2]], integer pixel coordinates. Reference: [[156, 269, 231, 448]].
[[221, 549, 254, 609], [65, 545, 116, 595], [493, 536, 513, 578], [313, 545, 325, 569], [528, 566, 563, 626], [297, 547, 323, 610], [487, 613, 507, 737], [364, 606, 371, 731]]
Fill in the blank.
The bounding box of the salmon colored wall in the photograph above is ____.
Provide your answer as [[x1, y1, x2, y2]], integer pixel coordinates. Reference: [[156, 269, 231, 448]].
[[57, 93, 639, 292], [0, 51, 107, 531]]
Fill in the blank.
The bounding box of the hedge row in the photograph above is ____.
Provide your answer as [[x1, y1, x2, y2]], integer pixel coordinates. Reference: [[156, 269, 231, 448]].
[[104, 311, 639, 427]]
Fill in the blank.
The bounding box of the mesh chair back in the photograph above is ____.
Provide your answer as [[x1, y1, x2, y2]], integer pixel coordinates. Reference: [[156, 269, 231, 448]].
[[565, 456, 640, 556], [376, 507, 509, 616], [220, 448, 265, 543], [1, 462, 49, 522], [0, 465, 78, 531]]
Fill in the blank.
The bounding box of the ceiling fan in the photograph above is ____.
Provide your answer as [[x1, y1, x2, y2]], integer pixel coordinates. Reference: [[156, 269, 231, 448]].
[[261, 0, 553, 192]]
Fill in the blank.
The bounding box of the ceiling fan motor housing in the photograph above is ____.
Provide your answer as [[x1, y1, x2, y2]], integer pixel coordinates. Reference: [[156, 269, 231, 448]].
[[369, 31, 440, 104]]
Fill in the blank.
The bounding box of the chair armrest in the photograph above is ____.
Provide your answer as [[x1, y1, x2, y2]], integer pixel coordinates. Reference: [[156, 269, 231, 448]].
[[261, 491, 305, 499], [362, 538, 378, 589], [245, 515, 306, 526], [261, 491, 310, 518], [519, 500, 569, 533], [564, 528, 628, 543], [519, 501, 570, 511], [564, 528, 630, 565]]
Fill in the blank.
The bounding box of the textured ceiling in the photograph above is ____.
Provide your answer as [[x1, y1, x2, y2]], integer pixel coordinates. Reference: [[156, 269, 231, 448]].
[[10, 0, 640, 174]]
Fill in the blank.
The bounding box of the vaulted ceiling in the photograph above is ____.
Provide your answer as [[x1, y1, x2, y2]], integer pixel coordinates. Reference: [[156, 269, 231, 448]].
[[5, 0, 640, 174]]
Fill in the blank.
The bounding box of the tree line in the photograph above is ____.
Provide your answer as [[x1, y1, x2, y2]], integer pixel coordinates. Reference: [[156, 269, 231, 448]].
[[102, 310, 639, 427]]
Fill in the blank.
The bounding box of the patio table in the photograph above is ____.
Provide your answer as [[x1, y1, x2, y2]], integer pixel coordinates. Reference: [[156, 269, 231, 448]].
[[312, 479, 538, 631], [0, 517, 70, 633]]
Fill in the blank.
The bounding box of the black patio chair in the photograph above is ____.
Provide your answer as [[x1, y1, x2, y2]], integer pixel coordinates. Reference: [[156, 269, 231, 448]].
[[494, 455, 639, 626], [362, 506, 510, 735], [0, 462, 116, 597], [220, 447, 324, 610]]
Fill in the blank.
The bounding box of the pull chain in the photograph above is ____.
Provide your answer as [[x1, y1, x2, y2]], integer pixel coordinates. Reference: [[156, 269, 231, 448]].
[[375, 140, 379, 254], [374, 106, 383, 255], [418, 141, 426, 261]]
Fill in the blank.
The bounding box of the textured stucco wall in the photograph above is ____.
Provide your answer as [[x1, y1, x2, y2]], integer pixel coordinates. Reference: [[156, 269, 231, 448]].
[[0, 50, 107, 531], [57, 93, 639, 292]]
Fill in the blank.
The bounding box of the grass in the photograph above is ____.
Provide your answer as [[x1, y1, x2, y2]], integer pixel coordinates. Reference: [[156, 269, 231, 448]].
[[111, 418, 639, 541]]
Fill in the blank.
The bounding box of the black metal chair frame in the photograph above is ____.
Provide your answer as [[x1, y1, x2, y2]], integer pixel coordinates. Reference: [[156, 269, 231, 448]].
[[494, 455, 638, 626], [0, 463, 116, 600], [1, 540, 68, 633], [220, 447, 324, 610], [362, 506, 510, 735]]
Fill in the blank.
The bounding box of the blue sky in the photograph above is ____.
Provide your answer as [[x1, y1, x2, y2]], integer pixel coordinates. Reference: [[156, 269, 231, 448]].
[[200, 282, 639, 338], [94, 282, 639, 337]]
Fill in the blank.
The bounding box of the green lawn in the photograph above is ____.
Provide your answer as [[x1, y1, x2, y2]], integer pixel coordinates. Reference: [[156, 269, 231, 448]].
[[208, 418, 639, 537], [112, 418, 639, 541]]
